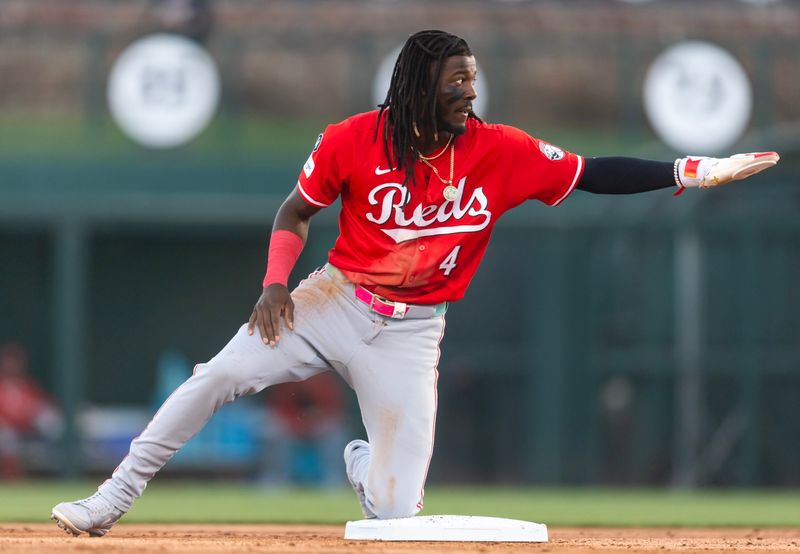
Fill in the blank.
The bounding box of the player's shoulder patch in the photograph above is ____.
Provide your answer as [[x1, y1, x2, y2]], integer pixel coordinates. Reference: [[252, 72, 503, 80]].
[[312, 133, 323, 152], [539, 141, 565, 161], [303, 152, 315, 178]]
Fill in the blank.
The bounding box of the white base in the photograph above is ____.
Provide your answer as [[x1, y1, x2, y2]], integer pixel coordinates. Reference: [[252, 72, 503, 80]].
[[344, 515, 548, 542]]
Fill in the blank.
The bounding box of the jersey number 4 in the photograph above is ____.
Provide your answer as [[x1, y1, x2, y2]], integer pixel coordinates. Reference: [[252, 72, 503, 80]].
[[439, 245, 462, 276]]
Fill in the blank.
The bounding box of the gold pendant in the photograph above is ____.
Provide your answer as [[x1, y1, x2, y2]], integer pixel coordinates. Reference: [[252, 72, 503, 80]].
[[443, 185, 458, 201]]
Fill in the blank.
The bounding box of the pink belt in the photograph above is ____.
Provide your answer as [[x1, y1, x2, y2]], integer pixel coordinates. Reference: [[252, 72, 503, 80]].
[[354, 285, 411, 319], [326, 264, 447, 319]]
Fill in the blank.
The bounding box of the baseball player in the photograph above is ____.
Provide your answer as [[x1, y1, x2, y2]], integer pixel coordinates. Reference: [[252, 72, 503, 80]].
[[51, 30, 778, 536]]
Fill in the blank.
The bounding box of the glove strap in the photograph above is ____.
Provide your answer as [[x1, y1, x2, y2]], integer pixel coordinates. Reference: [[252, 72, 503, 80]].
[[674, 156, 708, 195]]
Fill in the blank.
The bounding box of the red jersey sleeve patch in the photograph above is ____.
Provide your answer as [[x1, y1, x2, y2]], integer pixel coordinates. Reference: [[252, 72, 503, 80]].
[[500, 126, 584, 208], [296, 120, 353, 207]]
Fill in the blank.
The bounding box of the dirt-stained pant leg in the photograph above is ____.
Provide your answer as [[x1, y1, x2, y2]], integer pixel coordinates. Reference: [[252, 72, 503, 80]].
[[346, 314, 445, 519], [278, 267, 447, 519], [97, 273, 347, 512]]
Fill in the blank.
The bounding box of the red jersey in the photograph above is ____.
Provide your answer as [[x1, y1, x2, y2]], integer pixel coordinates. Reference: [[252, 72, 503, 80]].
[[296, 111, 584, 304], [0, 375, 52, 432]]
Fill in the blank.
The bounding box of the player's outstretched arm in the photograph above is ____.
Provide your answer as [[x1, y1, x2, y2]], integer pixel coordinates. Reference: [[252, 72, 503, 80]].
[[248, 190, 322, 347], [577, 152, 779, 195]]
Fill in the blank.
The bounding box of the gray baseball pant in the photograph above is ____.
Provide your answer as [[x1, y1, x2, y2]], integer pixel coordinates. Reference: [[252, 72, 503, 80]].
[[98, 266, 445, 519]]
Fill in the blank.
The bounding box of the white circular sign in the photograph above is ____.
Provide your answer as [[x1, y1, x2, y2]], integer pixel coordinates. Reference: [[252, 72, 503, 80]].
[[643, 41, 752, 154], [372, 46, 489, 118], [108, 34, 220, 149]]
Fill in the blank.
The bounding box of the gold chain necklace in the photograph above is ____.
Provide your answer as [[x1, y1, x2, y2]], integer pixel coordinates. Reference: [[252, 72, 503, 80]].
[[418, 134, 453, 161], [419, 142, 454, 186]]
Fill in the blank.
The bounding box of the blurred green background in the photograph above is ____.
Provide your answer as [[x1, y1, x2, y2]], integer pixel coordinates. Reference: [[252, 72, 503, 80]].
[[1, 0, 799, 502]]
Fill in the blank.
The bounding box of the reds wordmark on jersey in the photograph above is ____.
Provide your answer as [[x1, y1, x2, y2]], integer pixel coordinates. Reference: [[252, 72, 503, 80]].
[[297, 111, 584, 304]]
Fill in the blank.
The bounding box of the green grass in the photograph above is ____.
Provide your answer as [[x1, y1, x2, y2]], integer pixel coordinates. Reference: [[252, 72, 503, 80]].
[[2, 481, 799, 527]]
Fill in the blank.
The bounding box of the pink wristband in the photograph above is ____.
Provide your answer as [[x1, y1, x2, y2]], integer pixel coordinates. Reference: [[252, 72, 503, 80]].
[[262, 230, 304, 288]]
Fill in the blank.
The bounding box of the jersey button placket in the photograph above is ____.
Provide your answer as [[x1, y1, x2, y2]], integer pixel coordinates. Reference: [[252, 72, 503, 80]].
[[407, 241, 426, 285]]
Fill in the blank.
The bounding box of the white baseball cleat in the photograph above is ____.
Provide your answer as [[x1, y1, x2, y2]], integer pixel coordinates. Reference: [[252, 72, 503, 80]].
[[51, 491, 124, 537], [344, 439, 377, 519]]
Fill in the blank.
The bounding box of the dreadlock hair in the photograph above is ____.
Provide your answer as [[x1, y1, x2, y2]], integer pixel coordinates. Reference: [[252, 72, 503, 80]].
[[375, 30, 480, 185]]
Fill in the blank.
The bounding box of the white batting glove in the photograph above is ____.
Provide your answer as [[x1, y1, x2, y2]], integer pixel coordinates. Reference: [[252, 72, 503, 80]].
[[673, 152, 780, 193]]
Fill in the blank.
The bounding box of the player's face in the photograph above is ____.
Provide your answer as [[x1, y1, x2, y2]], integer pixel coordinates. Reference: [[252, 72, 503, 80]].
[[434, 55, 478, 137]]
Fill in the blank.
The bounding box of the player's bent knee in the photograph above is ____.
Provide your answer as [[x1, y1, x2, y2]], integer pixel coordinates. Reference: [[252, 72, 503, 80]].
[[371, 504, 419, 520], [369, 494, 421, 520]]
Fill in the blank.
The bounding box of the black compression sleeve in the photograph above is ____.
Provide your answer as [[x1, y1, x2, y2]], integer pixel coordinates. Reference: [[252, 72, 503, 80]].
[[577, 157, 675, 195]]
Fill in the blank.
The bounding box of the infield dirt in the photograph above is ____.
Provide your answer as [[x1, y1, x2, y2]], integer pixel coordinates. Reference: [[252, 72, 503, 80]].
[[1, 524, 798, 553]]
